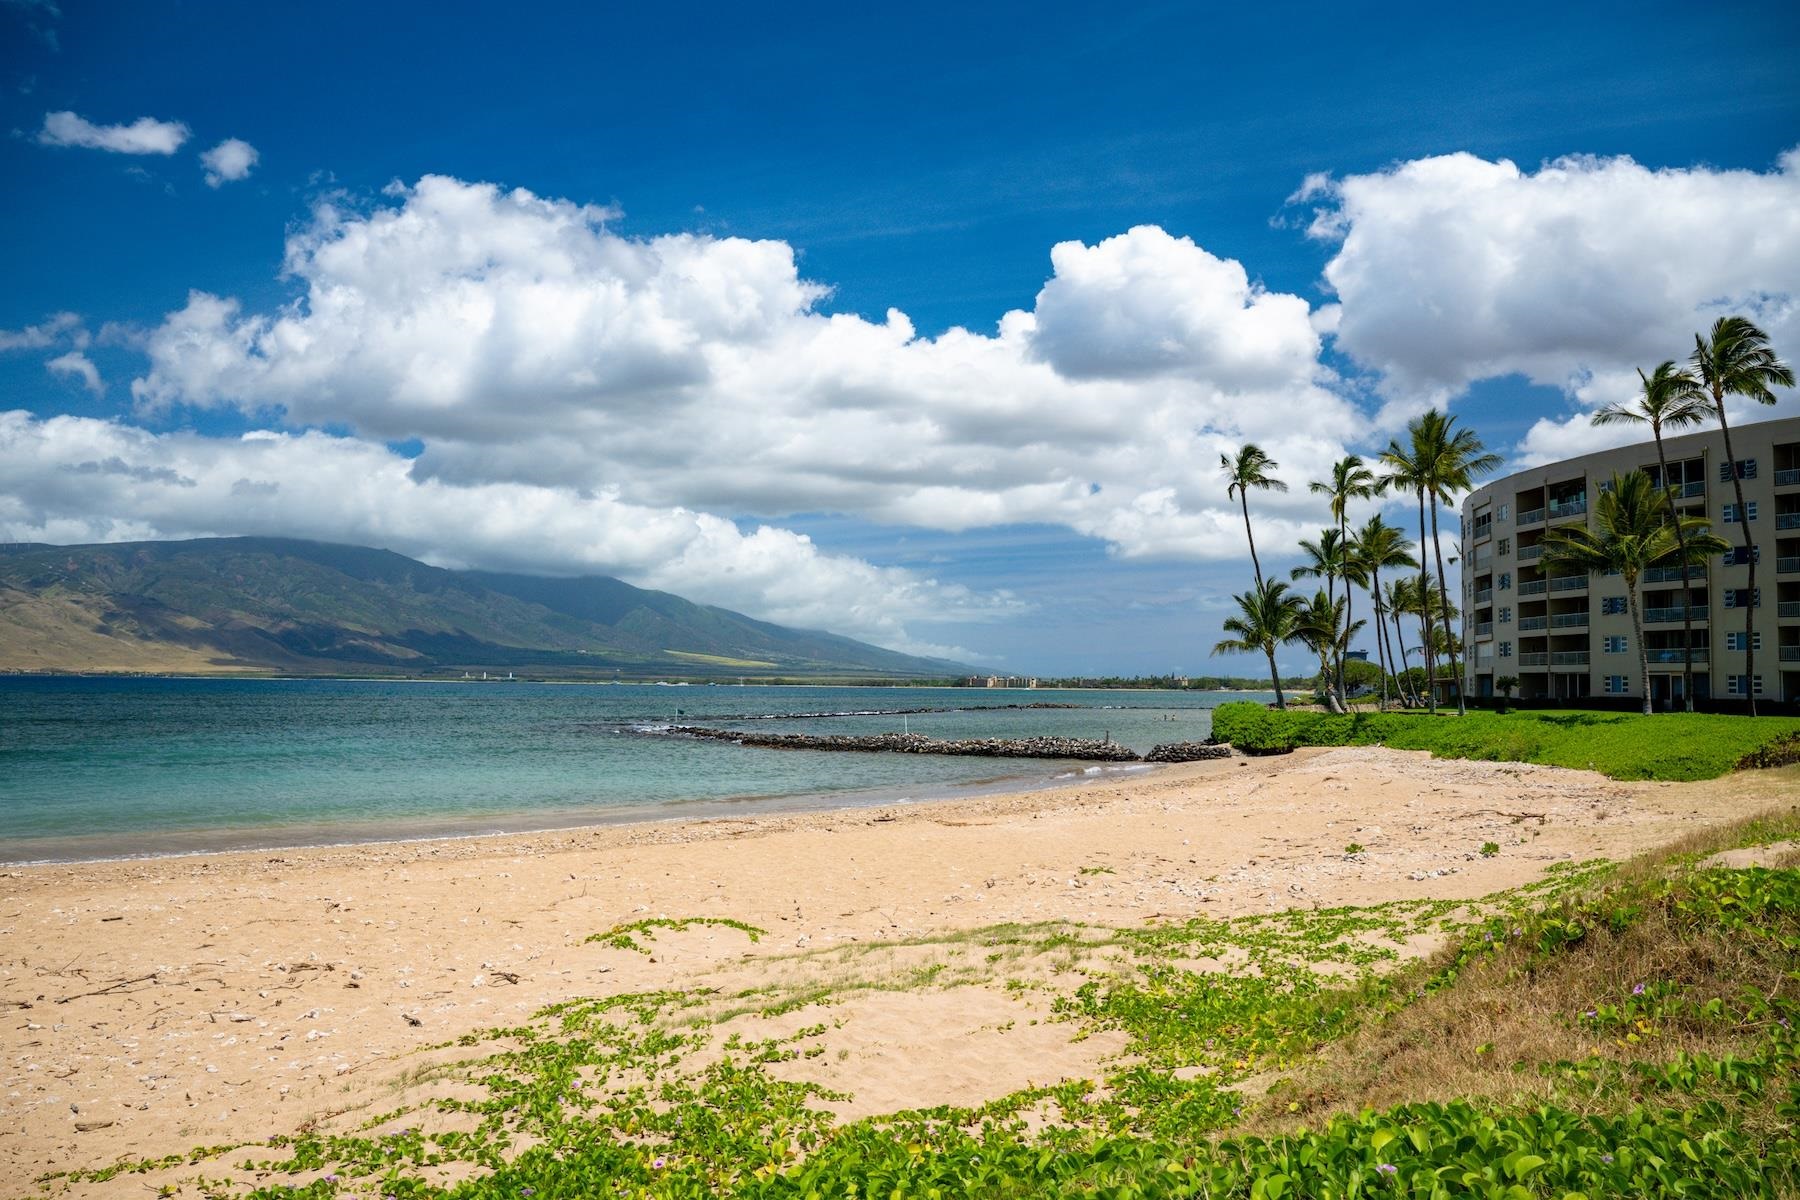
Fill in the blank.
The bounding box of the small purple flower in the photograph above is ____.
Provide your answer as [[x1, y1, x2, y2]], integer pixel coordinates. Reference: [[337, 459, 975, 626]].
[[323, 1177, 339, 1186], [652, 1156, 668, 1169], [1376, 1163, 1398, 1176], [1583, 1009, 1597, 1019], [1632, 983, 1646, 996], [522, 1191, 535, 1197], [1601, 1153, 1614, 1164], [1483, 932, 1493, 942]]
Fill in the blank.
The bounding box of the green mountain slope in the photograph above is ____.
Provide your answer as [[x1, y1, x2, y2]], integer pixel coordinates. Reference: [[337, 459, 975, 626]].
[[0, 537, 967, 678]]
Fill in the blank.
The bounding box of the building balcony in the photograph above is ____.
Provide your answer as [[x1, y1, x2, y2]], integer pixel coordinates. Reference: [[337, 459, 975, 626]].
[[1548, 497, 1588, 521], [1646, 648, 1708, 665], [1643, 605, 1707, 624], [1778, 512, 1800, 530], [1518, 579, 1548, 596], [1518, 616, 1548, 631], [1517, 507, 1546, 527], [1642, 563, 1705, 584], [1781, 601, 1800, 619], [1672, 480, 1706, 498], [1550, 612, 1590, 628], [1776, 468, 1800, 488], [1519, 652, 1549, 667], [1551, 651, 1590, 668], [1474, 621, 1494, 639], [1517, 543, 1544, 561], [1550, 574, 1589, 592], [1780, 556, 1800, 575], [1474, 587, 1493, 604], [1781, 645, 1800, 662]]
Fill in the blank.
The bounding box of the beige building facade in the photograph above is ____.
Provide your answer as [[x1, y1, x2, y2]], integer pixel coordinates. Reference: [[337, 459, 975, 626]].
[[1459, 415, 1800, 708]]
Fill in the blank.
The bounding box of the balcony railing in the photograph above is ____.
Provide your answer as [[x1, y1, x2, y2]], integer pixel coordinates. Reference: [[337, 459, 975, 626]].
[[1519, 653, 1549, 667], [1646, 648, 1708, 664], [1518, 579, 1548, 596], [1548, 497, 1588, 520], [1517, 543, 1544, 561], [1550, 612, 1591, 628], [1550, 574, 1589, 592], [1474, 621, 1494, 638], [1776, 468, 1800, 488], [1781, 601, 1800, 619], [1642, 564, 1705, 584], [1517, 507, 1546, 527], [1643, 605, 1707, 624], [1780, 556, 1800, 575], [1674, 480, 1705, 498], [1474, 588, 1493, 604], [1781, 646, 1800, 662], [1518, 616, 1548, 631], [1778, 512, 1800, 530], [1551, 651, 1590, 668]]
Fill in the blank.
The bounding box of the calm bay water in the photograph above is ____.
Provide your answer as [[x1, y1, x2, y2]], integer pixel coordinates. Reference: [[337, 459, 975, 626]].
[[0, 678, 1256, 863]]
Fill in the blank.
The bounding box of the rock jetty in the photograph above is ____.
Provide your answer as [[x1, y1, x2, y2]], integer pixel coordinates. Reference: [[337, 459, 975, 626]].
[[667, 726, 1141, 762], [1144, 740, 1234, 762]]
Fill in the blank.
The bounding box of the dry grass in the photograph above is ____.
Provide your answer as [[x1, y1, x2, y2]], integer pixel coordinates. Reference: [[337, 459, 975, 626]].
[[1249, 805, 1800, 1135]]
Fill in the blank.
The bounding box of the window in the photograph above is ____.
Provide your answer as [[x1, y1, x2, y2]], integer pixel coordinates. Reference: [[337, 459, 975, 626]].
[[1719, 458, 1758, 481], [1603, 635, 1628, 653], [1498, 572, 1511, 590], [1602, 596, 1628, 615], [1725, 631, 1764, 652], [1498, 537, 1511, 555], [1498, 503, 1509, 521], [1603, 675, 1629, 694], [1724, 588, 1761, 609], [1722, 501, 1758, 522], [1722, 546, 1761, 566], [1499, 606, 1512, 623], [1499, 641, 1513, 658], [1727, 675, 1766, 696]]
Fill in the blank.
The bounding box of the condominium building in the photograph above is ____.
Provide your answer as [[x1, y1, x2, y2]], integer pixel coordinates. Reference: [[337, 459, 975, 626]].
[[1459, 415, 1800, 708]]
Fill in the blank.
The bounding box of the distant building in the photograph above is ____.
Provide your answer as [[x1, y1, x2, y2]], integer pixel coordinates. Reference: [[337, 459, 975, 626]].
[[1459, 415, 1799, 707]]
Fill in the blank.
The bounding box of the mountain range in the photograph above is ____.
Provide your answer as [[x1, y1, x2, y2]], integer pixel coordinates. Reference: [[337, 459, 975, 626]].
[[0, 537, 967, 679]]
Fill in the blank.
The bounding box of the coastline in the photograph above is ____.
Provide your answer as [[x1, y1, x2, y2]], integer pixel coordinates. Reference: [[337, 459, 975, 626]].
[[8, 746, 1795, 1194]]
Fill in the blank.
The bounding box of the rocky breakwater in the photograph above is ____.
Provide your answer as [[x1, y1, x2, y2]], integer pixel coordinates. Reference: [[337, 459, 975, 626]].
[[667, 726, 1143, 762], [1143, 740, 1233, 763]]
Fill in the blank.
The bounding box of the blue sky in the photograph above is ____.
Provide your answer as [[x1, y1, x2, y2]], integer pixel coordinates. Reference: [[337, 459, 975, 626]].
[[3, 0, 1798, 673]]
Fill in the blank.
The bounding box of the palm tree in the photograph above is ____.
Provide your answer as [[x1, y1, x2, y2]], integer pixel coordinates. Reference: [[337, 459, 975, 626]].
[[1591, 361, 1712, 710], [1690, 317, 1795, 715], [1411, 411, 1500, 716], [1379, 434, 1439, 712], [1213, 579, 1304, 709], [1352, 515, 1418, 711], [1382, 576, 1422, 707], [1310, 455, 1381, 693], [1221, 445, 1288, 593], [1295, 590, 1361, 714], [1291, 527, 1352, 708], [1541, 471, 1728, 716]]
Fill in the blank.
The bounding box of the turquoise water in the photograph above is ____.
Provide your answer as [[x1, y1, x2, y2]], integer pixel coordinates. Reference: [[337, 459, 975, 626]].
[[0, 679, 1255, 862]]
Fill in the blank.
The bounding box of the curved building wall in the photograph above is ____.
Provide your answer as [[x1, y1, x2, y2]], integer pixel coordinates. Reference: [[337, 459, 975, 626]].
[[1457, 415, 1800, 707]]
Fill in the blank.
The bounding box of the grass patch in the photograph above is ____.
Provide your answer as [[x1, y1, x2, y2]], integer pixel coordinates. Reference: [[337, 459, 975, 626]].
[[1211, 703, 1800, 781]]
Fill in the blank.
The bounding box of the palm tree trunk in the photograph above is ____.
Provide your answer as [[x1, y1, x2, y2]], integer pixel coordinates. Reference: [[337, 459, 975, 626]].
[[1714, 395, 1758, 715], [1415, 487, 1437, 714], [1428, 496, 1463, 715], [1650, 430, 1698, 713], [1265, 646, 1285, 709], [1627, 572, 1653, 717], [1242, 493, 1265, 595], [1371, 568, 1390, 710]]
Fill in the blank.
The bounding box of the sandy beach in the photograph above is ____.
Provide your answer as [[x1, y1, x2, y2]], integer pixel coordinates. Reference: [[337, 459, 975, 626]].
[[5, 746, 1796, 1195]]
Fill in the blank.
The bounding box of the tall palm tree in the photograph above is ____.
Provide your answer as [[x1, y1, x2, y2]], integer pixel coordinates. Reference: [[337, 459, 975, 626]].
[[1353, 515, 1418, 711], [1540, 471, 1728, 716], [1221, 445, 1288, 593], [1412, 411, 1500, 716], [1291, 527, 1352, 708], [1690, 316, 1794, 715], [1379, 435, 1438, 712], [1310, 455, 1380, 695], [1592, 361, 1712, 710], [1213, 579, 1304, 709], [1382, 576, 1420, 706]]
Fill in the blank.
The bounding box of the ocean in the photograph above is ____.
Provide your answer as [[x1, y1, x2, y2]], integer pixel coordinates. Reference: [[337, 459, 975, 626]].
[[0, 678, 1257, 863]]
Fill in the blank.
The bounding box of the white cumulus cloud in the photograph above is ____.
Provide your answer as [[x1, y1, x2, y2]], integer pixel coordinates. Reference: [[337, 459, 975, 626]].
[[45, 350, 102, 394], [1303, 147, 1800, 448], [128, 175, 1357, 564], [200, 137, 259, 186], [37, 110, 189, 154]]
